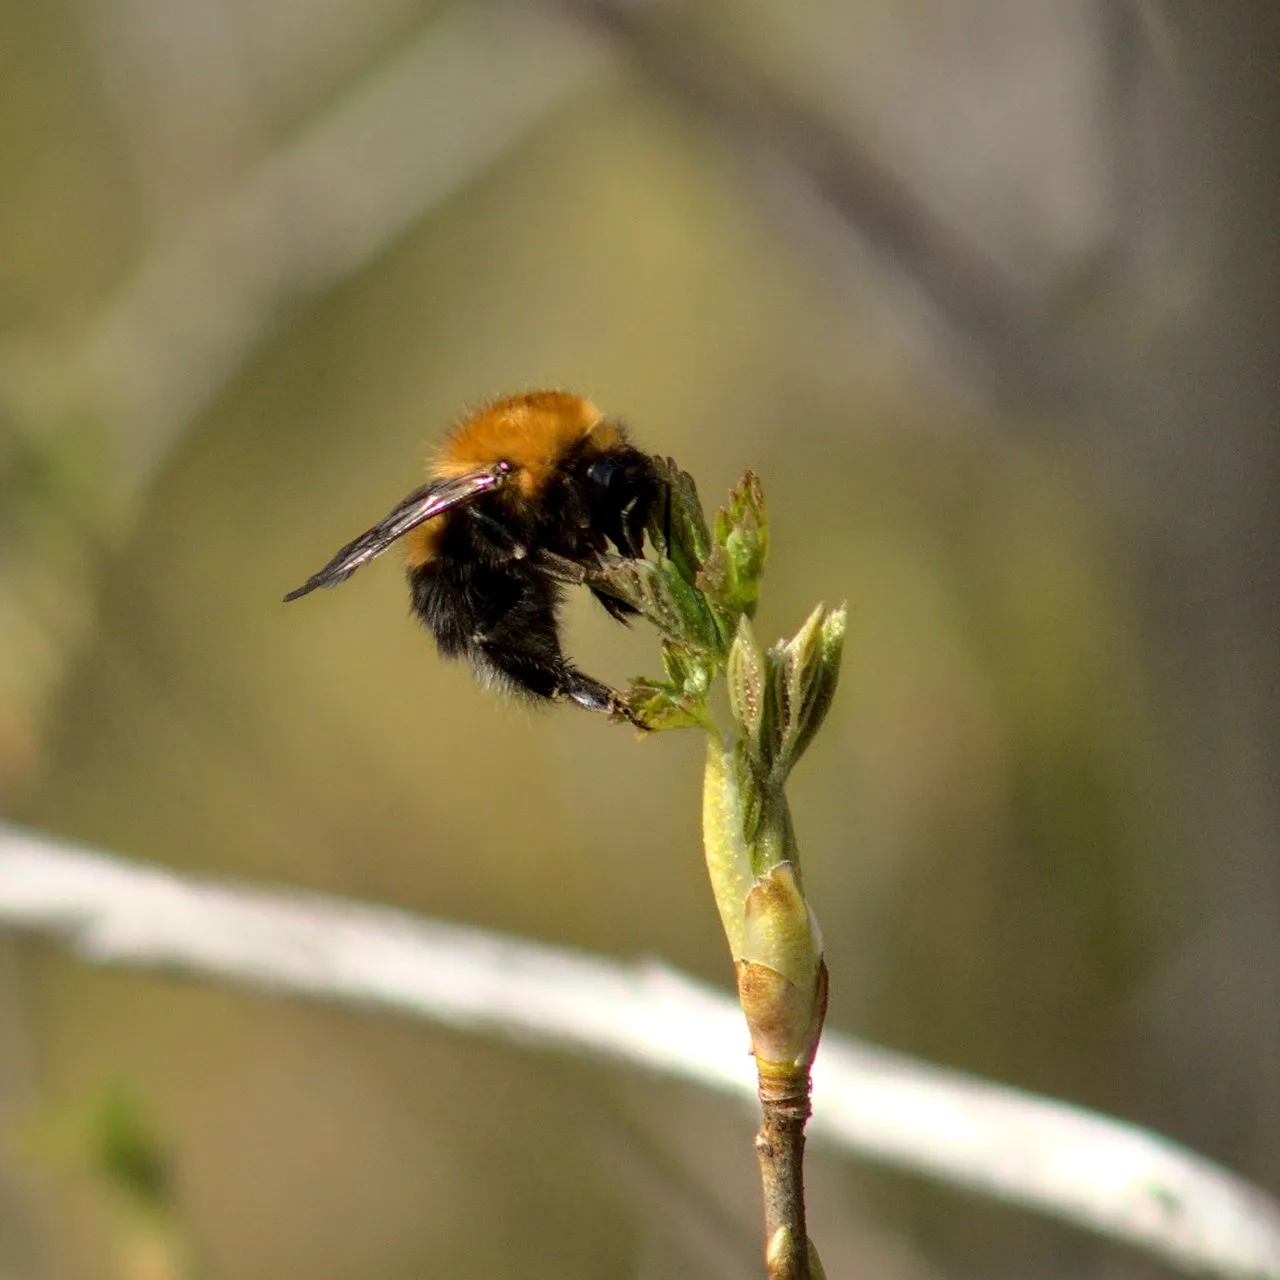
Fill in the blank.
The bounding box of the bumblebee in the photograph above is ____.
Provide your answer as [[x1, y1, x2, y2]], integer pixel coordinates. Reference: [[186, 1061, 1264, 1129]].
[[286, 391, 661, 720]]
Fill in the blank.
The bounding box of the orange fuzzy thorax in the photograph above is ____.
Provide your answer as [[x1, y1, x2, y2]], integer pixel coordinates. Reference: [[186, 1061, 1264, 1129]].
[[434, 391, 617, 497], [403, 391, 619, 570]]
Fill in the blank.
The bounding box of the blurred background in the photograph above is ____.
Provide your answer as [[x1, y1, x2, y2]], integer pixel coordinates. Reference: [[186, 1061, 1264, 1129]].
[[1, 1, 1277, 1276]]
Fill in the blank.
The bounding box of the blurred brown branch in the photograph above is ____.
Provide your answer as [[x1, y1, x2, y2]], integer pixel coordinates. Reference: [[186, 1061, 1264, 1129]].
[[1, 822, 1277, 1280], [552, 0, 1072, 406]]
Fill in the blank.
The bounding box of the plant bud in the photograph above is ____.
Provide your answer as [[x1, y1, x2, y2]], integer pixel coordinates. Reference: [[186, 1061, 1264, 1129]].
[[702, 734, 755, 960], [728, 616, 768, 762], [736, 863, 827, 1065], [765, 604, 846, 780], [700, 471, 769, 626]]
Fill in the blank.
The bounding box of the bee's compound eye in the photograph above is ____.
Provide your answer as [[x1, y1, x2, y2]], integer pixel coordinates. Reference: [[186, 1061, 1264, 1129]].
[[587, 457, 622, 491]]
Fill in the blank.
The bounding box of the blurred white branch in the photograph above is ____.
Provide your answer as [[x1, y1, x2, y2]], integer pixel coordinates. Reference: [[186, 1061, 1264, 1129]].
[[0, 825, 1277, 1277], [62, 0, 604, 495]]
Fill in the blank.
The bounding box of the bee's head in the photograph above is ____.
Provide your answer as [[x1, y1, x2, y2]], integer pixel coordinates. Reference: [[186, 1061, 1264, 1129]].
[[581, 445, 661, 559]]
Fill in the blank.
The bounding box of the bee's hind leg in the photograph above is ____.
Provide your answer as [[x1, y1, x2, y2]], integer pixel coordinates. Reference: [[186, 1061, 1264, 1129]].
[[559, 670, 640, 724], [467, 581, 637, 724], [473, 639, 634, 723]]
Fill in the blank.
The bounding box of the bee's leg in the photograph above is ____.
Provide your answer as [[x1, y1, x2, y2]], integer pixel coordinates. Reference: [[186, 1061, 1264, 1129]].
[[527, 549, 638, 625], [475, 639, 634, 721], [466, 572, 634, 721], [417, 556, 632, 718], [558, 670, 627, 717], [528, 550, 589, 585], [566, 676, 648, 727], [530, 555, 633, 625]]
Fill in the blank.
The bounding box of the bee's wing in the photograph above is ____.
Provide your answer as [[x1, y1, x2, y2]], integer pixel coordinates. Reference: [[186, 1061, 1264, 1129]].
[[284, 467, 504, 601]]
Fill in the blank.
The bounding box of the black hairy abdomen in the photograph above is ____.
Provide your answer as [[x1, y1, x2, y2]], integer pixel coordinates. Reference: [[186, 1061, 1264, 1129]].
[[408, 512, 567, 700], [405, 444, 660, 710]]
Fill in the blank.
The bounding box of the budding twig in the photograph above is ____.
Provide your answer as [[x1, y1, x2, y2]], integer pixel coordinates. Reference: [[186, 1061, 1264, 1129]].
[[601, 463, 843, 1278]]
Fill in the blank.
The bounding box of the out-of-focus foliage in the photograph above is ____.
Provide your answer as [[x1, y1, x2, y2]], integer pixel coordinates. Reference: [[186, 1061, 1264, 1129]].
[[1, 2, 1277, 1278]]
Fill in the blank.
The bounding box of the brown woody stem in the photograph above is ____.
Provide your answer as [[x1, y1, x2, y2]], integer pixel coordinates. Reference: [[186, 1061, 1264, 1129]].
[[755, 1057, 814, 1280]]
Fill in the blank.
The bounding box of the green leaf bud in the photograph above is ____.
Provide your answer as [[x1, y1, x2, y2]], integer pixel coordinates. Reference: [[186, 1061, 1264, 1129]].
[[727, 616, 769, 762], [702, 734, 755, 959], [699, 470, 769, 630], [786, 604, 846, 770], [763, 604, 846, 780], [740, 861, 823, 985]]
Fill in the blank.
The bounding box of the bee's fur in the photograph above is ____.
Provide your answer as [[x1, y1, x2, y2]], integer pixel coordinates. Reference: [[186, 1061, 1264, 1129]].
[[286, 391, 661, 719]]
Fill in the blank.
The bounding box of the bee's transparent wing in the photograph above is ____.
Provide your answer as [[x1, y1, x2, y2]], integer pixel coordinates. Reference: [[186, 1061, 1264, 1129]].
[[284, 467, 504, 601]]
